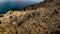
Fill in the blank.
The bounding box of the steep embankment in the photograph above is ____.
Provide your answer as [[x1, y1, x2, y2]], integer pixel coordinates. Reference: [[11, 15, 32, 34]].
[[0, 0, 60, 34]]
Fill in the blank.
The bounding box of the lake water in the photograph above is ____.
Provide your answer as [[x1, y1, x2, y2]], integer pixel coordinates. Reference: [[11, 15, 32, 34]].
[[0, 0, 44, 14]]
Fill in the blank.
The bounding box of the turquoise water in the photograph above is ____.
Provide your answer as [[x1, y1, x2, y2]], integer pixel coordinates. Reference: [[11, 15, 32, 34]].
[[0, 0, 44, 14]]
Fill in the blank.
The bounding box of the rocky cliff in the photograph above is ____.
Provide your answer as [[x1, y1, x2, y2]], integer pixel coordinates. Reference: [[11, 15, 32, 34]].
[[0, 0, 60, 34]]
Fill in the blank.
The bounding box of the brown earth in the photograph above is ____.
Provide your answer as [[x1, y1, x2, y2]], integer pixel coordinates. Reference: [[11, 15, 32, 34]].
[[0, 0, 60, 34]]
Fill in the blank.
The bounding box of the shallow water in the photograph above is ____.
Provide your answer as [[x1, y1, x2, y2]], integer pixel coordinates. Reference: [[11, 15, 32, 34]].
[[0, 0, 44, 14]]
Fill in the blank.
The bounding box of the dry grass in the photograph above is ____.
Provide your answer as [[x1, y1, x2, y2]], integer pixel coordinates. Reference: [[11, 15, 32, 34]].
[[0, 0, 60, 34]]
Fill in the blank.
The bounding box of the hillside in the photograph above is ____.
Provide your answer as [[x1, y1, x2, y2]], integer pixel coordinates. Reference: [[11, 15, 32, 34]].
[[0, 0, 60, 34]]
